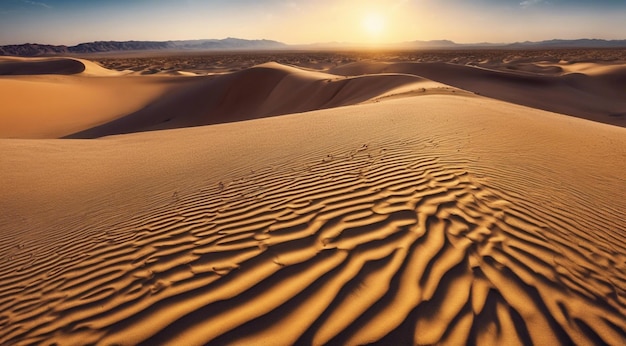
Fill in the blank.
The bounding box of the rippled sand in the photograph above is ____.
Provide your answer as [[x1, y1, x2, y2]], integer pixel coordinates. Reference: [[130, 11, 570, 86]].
[[1, 55, 625, 345]]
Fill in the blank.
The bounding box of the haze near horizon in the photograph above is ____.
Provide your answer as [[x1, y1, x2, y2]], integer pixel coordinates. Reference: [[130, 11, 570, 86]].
[[1, 0, 625, 46]]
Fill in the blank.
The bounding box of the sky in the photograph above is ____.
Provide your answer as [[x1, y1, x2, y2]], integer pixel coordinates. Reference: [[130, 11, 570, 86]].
[[1, 0, 625, 45]]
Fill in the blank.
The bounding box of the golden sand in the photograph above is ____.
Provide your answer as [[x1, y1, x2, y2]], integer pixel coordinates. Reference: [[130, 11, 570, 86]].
[[1, 56, 624, 345]]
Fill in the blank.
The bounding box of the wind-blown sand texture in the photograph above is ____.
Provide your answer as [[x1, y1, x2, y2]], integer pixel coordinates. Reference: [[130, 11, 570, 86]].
[[1, 53, 625, 345]]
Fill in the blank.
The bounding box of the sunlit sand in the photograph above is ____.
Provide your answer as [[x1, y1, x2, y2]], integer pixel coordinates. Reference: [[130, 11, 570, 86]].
[[1, 51, 625, 345]]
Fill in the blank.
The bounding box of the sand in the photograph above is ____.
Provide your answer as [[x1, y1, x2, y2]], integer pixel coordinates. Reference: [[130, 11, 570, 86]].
[[0, 57, 193, 139], [328, 61, 626, 127], [0, 54, 625, 345]]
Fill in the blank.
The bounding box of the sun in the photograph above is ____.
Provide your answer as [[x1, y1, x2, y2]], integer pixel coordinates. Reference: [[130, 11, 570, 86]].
[[362, 12, 386, 38]]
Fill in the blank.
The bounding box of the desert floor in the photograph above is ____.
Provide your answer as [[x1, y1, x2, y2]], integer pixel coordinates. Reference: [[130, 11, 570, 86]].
[[1, 50, 625, 345]]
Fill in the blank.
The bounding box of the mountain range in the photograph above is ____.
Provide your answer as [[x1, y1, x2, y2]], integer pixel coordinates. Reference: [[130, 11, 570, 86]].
[[1, 38, 625, 56], [0, 38, 287, 56]]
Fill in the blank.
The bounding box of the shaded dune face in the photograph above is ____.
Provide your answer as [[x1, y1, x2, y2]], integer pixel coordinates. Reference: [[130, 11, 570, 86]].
[[2, 58, 624, 139], [66, 63, 432, 138], [0, 58, 85, 75], [330, 62, 626, 127], [1, 124, 624, 345]]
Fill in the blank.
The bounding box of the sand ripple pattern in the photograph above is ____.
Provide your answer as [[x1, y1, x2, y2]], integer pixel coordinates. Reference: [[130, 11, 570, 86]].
[[1, 139, 624, 345]]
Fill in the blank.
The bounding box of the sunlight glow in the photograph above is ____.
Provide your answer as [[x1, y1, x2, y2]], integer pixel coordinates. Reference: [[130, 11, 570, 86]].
[[362, 12, 385, 38]]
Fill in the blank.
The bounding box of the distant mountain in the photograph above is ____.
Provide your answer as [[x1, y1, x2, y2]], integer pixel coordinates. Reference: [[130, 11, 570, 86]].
[[0, 43, 70, 56], [401, 40, 461, 48], [296, 40, 502, 50], [508, 39, 626, 48], [1, 38, 625, 56], [170, 38, 286, 50], [293, 41, 388, 50], [399, 39, 626, 49], [69, 41, 173, 53], [0, 38, 287, 56]]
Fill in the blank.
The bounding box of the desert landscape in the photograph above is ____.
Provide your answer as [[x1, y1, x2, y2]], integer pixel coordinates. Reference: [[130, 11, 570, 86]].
[[1, 48, 625, 345], [1, 0, 626, 344]]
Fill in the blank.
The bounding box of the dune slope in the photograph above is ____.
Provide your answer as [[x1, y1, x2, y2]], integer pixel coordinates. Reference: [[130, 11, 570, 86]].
[[1, 94, 624, 345], [66, 62, 444, 138], [0, 58, 192, 138], [330, 61, 626, 127], [0, 57, 86, 75], [0, 58, 443, 139]]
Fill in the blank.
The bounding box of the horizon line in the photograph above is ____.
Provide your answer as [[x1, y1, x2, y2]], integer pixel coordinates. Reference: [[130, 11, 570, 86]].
[[3, 36, 626, 47]]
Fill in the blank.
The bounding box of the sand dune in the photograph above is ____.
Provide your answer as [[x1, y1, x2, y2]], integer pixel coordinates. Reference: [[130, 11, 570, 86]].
[[0, 57, 85, 75], [0, 58, 443, 139], [2, 57, 624, 139], [0, 57, 129, 76], [1, 55, 625, 345], [329, 61, 626, 126], [0, 58, 190, 138], [1, 89, 625, 345], [67, 62, 446, 138]]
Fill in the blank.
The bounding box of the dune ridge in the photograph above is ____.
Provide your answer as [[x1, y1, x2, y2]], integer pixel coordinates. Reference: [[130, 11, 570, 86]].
[[1, 94, 624, 345], [0, 58, 446, 139], [0, 57, 130, 76], [0, 57, 85, 75], [0, 57, 188, 138], [2, 56, 624, 140], [66, 62, 447, 138], [329, 61, 626, 127]]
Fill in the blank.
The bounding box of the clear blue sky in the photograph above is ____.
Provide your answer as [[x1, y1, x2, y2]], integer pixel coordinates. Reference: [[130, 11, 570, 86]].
[[1, 0, 625, 45]]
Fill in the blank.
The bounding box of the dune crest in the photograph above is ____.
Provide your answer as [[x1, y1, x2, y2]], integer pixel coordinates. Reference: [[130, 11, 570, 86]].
[[329, 61, 626, 127], [0, 57, 86, 75], [0, 57, 129, 76], [1, 95, 624, 345], [74, 58, 133, 77], [0, 59, 447, 139], [66, 62, 447, 138], [0, 57, 177, 138]]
